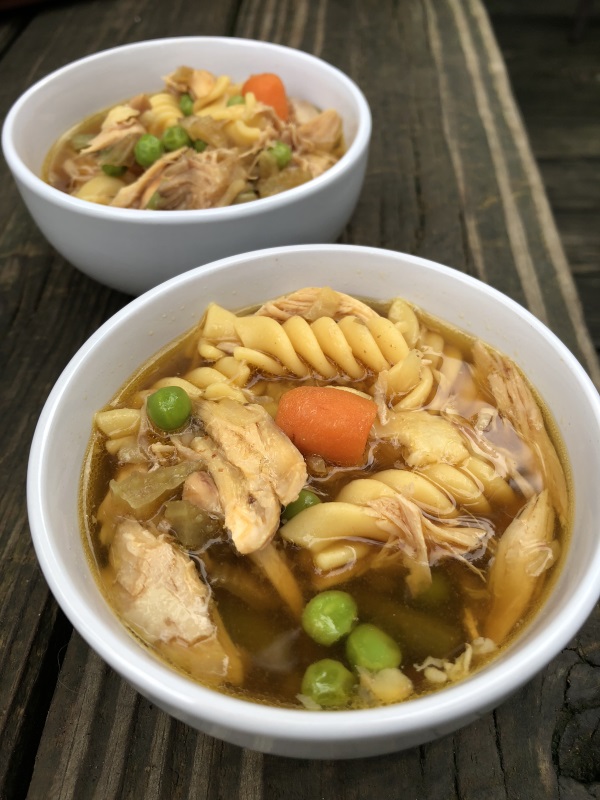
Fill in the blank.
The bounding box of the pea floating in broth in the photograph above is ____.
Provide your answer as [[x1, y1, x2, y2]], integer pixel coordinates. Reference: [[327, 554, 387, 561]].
[[43, 66, 345, 210], [81, 286, 571, 710]]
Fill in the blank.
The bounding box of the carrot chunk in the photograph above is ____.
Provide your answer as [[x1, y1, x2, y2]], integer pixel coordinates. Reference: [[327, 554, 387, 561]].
[[242, 73, 289, 121], [275, 387, 378, 467]]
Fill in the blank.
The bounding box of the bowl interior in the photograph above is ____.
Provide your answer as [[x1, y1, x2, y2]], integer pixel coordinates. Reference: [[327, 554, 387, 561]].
[[28, 245, 600, 754], [7, 37, 366, 178]]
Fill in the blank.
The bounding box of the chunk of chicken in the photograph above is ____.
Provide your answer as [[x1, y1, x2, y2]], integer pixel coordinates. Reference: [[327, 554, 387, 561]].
[[297, 109, 343, 152], [473, 342, 569, 524], [163, 66, 217, 100], [484, 489, 558, 644], [107, 519, 243, 684], [110, 150, 182, 209], [112, 149, 247, 210], [256, 287, 379, 323], [289, 97, 321, 125], [187, 398, 307, 554], [374, 409, 469, 468], [182, 471, 222, 516], [81, 105, 145, 156]]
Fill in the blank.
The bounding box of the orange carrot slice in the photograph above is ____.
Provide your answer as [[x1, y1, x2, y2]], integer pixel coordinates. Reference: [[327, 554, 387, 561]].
[[242, 73, 289, 121], [275, 386, 377, 467]]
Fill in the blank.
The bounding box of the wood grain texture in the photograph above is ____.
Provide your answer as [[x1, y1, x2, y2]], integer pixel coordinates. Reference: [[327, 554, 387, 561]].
[[0, 0, 597, 798], [486, 5, 600, 355]]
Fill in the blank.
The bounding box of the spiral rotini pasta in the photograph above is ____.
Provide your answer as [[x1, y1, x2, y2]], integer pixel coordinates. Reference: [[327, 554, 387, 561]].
[[141, 92, 181, 136], [84, 285, 570, 711], [45, 69, 346, 211], [197, 303, 417, 385]]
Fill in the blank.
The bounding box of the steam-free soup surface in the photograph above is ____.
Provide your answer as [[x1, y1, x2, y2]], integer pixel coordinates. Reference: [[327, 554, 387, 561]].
[[44, 66, 345, 210], [82, 286, 570, 709]]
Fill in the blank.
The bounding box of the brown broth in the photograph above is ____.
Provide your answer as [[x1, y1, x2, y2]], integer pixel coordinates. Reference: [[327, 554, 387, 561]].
[[80, 292, 571, 709]]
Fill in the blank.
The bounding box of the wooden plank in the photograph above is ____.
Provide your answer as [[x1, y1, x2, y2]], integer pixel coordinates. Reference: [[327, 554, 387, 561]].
[[484, 8, 600, 357], [487, 15, 600, 159], [0, 0, 595, 797], [0, 1, 239, 798], [484, 0, 600, 16]]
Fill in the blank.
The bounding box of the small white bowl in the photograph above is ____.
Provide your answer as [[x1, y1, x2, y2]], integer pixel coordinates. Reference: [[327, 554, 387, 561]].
[[2, 38, 371, 296], [27, 245, 600, 759]]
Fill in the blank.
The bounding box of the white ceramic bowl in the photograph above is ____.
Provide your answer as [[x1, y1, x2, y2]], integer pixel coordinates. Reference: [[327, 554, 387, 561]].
[[27, 245, 600, 759], [2, 38, 371, 296]]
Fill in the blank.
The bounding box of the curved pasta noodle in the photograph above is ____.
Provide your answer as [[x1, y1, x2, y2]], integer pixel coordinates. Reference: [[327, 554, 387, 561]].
[[388, 297, 420, 348], [95, 408, 141, 439], [280, 502, 393, 551], [281, 316, 338, 378], [374, 409, 470, 468], [419, 330, 445, 370], [313, 541, 373, 571], [75, 174, 125, 204], [183, 365, 248, 402], [417, 463, 492, 516], [393, 365, 434, 410], [461, 456, 520, 511], [225, 119, 263, 146], [335, 478, 397, 505], [142, 92, 181, 136], [198, 304, 414, 381], [193, 74, 231, 111], [202, 91, 258, 124], [235, 316, 309, 377], [337, 316, 390, 374], [149, 376, 204, 398], [309, 317, 365, 379], [371, 469, 457, 517]]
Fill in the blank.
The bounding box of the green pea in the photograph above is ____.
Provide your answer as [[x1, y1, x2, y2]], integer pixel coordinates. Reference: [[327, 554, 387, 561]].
[[162, 125, 192, 152], [300, 659, 356, 708], [193, 139, 207, 153], [134, 134, 164, 168], [226, 94, 245, 106], [102, 164, 126, 177], [146, 386, 192, 432], [282, 488, 321, 520], [268, 141, 292, 169], [302, 590, 357, 646], [180, 93, 194, 116], [345, 623, 402, 672]]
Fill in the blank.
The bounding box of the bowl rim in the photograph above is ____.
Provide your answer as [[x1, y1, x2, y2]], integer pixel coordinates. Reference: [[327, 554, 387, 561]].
[[2, 36, 372, 225], [26, 243, 600, 746]]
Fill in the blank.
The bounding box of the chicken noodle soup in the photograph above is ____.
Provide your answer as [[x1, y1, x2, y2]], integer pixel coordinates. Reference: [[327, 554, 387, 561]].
[[82, 287, 571, 709], [43, 67, 345, 210]]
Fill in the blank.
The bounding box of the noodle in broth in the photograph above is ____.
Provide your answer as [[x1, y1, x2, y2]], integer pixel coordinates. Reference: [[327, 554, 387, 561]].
[[80, 286, 570, 709]]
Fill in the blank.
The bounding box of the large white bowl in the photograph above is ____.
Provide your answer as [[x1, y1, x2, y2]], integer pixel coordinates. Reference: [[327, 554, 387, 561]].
[[2, 38, 371, 296], [27, 245, 600, 759]]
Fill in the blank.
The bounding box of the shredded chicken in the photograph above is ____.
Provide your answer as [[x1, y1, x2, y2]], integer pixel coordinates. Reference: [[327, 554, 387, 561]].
[[473, 342, 569, 524], [256, 287, 379, 323], [484, 489, 558, 644], [110, 150, 182, 208], [81, 105, 145, 156], [163, 67, 217, 100], [107, 519, 243, 684], [177, 398, 306, 554], [182, 471, 222, 516], [297, 109, 343, 152]]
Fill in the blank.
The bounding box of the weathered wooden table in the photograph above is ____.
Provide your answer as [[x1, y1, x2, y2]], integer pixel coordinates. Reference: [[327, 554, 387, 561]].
[[1, 0, 599, 797]]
